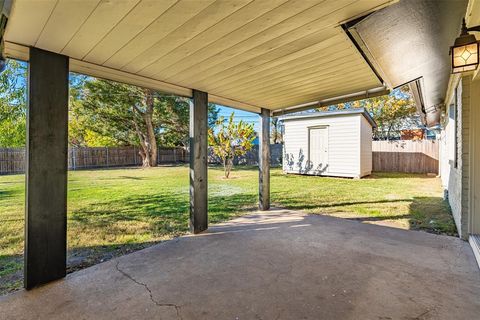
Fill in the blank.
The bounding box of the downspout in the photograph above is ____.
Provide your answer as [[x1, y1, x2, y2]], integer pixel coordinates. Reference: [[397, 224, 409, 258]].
[[408, 79, 427, 126]]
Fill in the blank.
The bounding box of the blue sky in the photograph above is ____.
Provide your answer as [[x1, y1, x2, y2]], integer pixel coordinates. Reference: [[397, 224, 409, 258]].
[[216, 105, 260, 132]]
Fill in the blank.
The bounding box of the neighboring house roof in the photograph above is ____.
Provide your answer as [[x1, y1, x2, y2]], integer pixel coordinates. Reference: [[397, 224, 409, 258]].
[[279, 108, 377, 129]]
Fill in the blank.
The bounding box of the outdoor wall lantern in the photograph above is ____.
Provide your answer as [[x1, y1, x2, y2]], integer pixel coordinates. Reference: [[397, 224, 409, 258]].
[[451, 19, 480, 73]]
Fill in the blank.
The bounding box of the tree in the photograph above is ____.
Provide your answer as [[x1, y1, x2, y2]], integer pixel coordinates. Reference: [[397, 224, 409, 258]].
[[0, 60, 27, 147], [271, 117, 283, 144], [316, 86, 419, 140], [208, 113, 255, 178], [69, 76, 219, 167], [364, 87, 418, 140], [71, 77, 159, 167]]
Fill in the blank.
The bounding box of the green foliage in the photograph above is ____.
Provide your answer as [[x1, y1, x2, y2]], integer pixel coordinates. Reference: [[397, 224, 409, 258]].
[[69, 75, 151, 147], [364, 86, 418, 140], [0, 60, 27, 147], [208, 113, 255, 178], [317, 86, 419, 140], [0, 60, 220, 150], [69, 75, 219, 148]]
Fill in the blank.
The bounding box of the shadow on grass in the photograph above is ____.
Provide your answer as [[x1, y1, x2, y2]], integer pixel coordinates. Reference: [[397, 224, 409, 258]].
[[0, 189, 22, 199], [272, 198, 413, 210], [0, 254, 23, 295], [273, 194, 457, 237], [346, 214, 412, 222], [408, 196, 456, 236], [1, 190, 259, 296], [69, 192, 257, 234]]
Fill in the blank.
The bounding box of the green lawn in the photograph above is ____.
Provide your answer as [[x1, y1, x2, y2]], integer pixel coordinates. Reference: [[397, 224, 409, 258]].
[[0, 166, 455, 294]]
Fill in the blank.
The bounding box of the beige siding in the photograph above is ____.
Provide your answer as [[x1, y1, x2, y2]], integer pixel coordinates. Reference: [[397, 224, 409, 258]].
[[470, 78, 480, 234], [443, 76, 471, 239], [360, 116, 373, 176], [283, 114, 364, 178], [439, 103, 456, 189], [461, 76, 471, 238]]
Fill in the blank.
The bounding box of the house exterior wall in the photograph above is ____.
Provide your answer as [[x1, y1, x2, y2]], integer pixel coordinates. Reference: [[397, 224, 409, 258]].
[[469, 77, 480, 235], [360, 116, 373, 176], [441, 75, 472, 239], [283, 114, 370, 178], [439, 110, 455, 190]]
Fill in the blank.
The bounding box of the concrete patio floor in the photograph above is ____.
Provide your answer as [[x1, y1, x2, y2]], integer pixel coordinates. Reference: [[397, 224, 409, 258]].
[[1, 208, 480, 320]]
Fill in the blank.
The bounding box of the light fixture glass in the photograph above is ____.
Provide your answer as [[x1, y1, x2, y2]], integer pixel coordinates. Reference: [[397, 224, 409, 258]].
[[451, 20, 479, 74]]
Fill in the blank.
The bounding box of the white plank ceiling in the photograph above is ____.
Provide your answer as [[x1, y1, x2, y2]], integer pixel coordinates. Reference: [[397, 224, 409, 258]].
[[4, 0, 395, 113]]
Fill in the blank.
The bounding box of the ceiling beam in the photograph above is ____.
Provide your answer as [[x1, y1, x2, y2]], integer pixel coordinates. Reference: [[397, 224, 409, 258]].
[[272, 87, 389, 117]]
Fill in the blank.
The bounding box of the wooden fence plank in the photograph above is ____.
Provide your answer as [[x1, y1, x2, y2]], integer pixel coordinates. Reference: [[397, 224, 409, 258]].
[[372, 140, 439, 174], [0, 145, 283, 175]]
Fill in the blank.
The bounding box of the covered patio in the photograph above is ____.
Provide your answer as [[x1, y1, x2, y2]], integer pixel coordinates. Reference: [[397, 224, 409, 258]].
[[1, 209, 480, 319], [1, 0, 480, 317]]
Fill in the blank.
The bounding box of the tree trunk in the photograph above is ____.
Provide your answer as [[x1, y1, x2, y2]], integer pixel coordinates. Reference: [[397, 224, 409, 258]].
[[144, 89, 157, 167], [132, 89, 157, 168], [143, 112, 157, 167], [224, 157, 233, 178], [132, 116, 150, 168], [138, 147, 150, 167], [386, 124, 393, 141]]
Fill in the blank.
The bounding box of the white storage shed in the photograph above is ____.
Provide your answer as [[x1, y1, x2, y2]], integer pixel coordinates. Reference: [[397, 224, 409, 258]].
[[281, 108, 376, 178]]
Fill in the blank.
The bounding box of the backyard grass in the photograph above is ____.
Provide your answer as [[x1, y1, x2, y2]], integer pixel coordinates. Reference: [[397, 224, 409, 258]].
[[0, 165, 455, 294]]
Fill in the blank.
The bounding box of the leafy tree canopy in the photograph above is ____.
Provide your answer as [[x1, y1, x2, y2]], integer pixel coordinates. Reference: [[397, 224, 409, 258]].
[[69, 75, 219, 166], [70, 75, 219, 148], [317, 86, 420, 140], [0, 59, 220, 168], [0, 60, 27, 147]]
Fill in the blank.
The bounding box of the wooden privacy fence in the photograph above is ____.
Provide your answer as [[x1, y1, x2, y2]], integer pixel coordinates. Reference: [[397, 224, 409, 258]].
[[372, 140, 439, 174], [0, 146, 189, 175], [68, 146, 188, 170], [0, 144, 282, 175], [0, 148, 25, 174], [208, 144, 283, 166]]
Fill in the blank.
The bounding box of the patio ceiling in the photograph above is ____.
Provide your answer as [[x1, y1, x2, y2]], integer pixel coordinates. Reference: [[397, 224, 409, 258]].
[[346, 0, 469, 128], [3, 0, 396, 113]]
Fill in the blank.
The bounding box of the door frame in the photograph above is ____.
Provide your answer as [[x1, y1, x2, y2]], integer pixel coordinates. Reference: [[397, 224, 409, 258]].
[[308, 125, 329, 171]]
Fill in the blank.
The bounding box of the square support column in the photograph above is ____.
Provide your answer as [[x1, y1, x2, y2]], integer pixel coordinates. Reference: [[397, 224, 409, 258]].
[[25, 48, 69, 289], [189, 90, 208, 233], [259, 108, 270, 210]]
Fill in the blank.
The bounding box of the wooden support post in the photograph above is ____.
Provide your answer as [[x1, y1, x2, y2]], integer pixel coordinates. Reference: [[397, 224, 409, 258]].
[[189, 90, 208, 233], [25, 48, 69, 289], [259, 108, 270, 210]]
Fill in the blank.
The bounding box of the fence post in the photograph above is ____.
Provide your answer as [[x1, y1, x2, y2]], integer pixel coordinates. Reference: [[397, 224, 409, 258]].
[[133, 146, 137, 165], [106, 147, 109, 167], [83, 148, 86, 169], [173, 148, 177, 163], [72, 148, 76, 170]]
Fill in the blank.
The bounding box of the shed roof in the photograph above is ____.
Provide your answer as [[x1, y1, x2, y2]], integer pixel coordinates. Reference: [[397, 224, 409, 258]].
[[279, 108, 377, 128], [2, 0, 396, 114]]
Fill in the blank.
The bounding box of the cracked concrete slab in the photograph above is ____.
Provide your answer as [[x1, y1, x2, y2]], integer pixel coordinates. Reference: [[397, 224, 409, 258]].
[[1, 208, 480, 319]]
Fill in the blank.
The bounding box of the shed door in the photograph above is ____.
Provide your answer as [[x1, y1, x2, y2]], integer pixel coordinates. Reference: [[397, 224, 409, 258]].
[[309, 127, 328, 170]]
